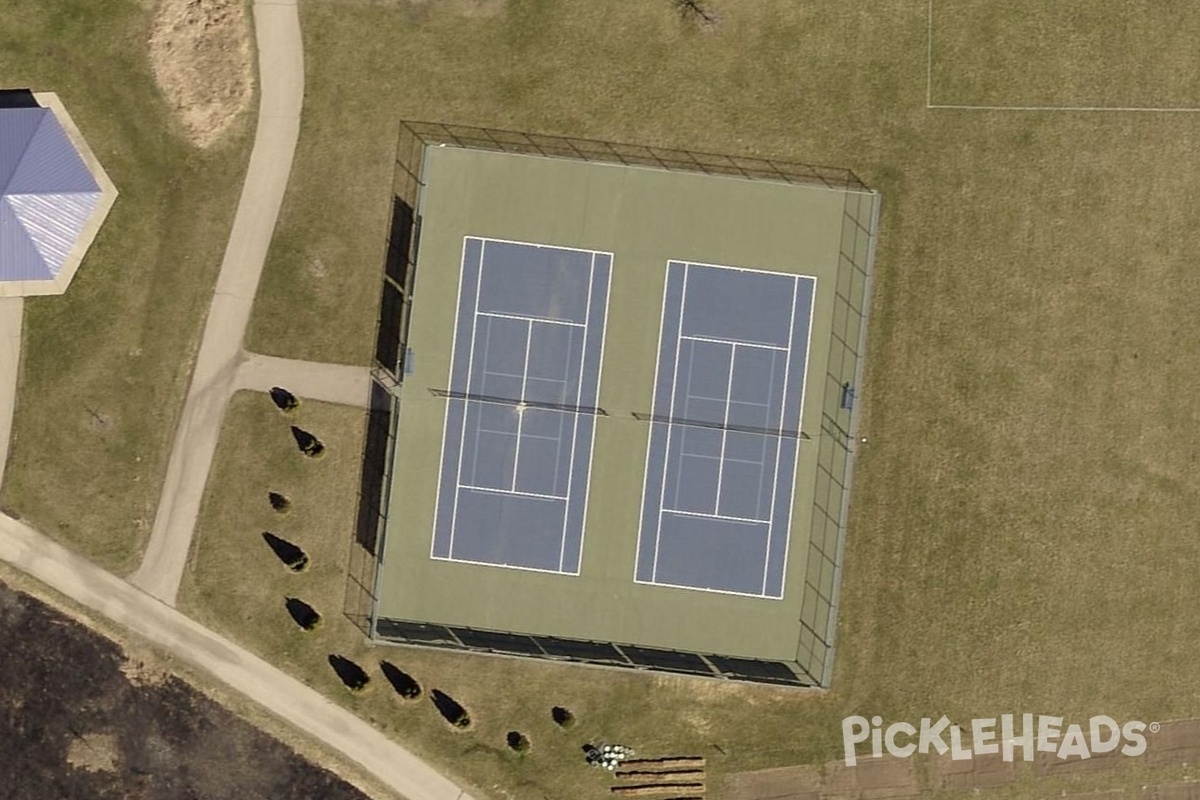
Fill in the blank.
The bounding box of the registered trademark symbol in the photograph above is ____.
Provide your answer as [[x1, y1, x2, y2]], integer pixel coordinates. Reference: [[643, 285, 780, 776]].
[[1150, 722, 1161, 734]]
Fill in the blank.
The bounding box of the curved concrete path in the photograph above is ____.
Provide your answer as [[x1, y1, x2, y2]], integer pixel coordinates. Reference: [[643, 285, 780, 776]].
[[234, 353, 372, 408], [131, 0, 305, 603], [0, 3, 476, 798], [0, 513, 475, 800]]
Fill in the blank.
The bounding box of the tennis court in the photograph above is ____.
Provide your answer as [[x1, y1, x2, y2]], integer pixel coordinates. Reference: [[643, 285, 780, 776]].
[[374, 141, 879, 685], [635, 262, 816, 598], [431, 237, 612, 574]]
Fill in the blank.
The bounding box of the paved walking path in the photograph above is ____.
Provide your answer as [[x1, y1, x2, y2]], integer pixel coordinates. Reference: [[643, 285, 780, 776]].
[[0, 513, 475, 800], [234, 352, 372, 408], [131, 0, 305, 604], [0, 298, 23, 491], [0, 4, 479, 799]]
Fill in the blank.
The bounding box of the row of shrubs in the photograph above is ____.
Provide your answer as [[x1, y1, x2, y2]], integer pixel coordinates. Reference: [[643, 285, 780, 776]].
[[325, 647, 577, 752], [266, 388, 576, 755]]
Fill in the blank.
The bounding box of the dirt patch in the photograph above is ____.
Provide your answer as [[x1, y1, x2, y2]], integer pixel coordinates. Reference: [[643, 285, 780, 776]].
[[1156, 783, 1200, 800], [821, 757, 919, 800], [724, 765, 821, 800], [119, 654, 171, 687], [0, 579, 368, 799], [929, 750, 1019, 789], [149, 0, 253, 149], [66, 732, 119, 773], [1148, 720, 1200, 767]]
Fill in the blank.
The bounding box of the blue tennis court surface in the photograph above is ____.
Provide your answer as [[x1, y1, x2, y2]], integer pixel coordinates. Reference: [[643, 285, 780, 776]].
[[636, 262, 816, 598], [432, 238, 611, 574]]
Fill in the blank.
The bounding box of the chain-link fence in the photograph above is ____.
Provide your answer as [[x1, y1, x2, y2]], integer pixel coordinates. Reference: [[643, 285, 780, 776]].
[[349, 121, 881, 685], [794, 190, 882, 687], [395, 120, 869, 192]]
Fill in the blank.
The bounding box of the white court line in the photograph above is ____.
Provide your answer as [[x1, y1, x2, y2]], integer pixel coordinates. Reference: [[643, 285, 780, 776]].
[[633, 260, 676, 585], [507, 429, 563, 444], [762, 277, 798, 596], [478, 310, 584, 328], [632, 575, 779, 600], [574, 252, 614, 574], [458, 483, 567, 502], [769, 275, 818, 599], [667, 507, 770, 526], [430, 239, 483, 562], [438, 236, 612, 574], [469, 234, 615, 258], [713, 344, 738, 516], [681, 333, 788, 352], [429, 242, 474, 561], [431, 553, 581, 577], [644, 261, 818, 597], [925, 0, 1200, 112], [509, 320, 534, 492], [465, 321, 504, 504], [681, 451, 773, 468], [652, 262, 689, 584], [446, 243, 489, 560], [480, 367, 524, 382], [675, 258, 803, 280], [669, 339, 708, 512], [685, 391, 766, 406], [558, 255, 593, 572]]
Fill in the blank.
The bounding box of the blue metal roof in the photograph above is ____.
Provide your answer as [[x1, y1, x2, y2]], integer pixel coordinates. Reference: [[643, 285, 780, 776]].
[[0, 107, 102, 281]]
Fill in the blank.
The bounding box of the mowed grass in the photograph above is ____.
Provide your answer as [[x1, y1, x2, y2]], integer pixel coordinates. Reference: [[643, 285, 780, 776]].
[[244, 0, 916, 365], [930, 0, 1200, 107], [0, 1, 252, 573], [218, 0, 1200, 796], [185, 381, 1200, 800], [180, 392, 855, 798]]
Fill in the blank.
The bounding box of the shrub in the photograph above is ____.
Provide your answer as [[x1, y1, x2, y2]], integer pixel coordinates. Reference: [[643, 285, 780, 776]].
[[269, 386, 299, 412], [284, 597, 321, 631], [327, 654, 370, 692], [380, 661, 422, 700], [290, 426, 325, 458], [261, 532, 309, 572], [551, 706, 576, 729], [430, 689, 471, 728]]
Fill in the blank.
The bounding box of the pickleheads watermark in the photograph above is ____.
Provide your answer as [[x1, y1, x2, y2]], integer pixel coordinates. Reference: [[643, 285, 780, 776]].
[[842, 715, 1158, 766]]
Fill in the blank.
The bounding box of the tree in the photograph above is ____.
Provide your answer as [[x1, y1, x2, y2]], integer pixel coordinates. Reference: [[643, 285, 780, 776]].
[[506, 731, 531, 753], [551, 706, 576, 729], [430, 689, 471, 728], [261, 531, 310, 572], [290, 426, 325, 458], [380, 661, 422, 700], [269, 386, 299, 412], [268, 491, 291, 513], [327, 654, 370, 692], [284, 597, 321, 631], [674, 0, 718, 26]]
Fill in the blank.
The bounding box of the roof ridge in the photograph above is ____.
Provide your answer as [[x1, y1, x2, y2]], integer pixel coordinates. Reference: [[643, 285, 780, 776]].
[[0, 107, 50, 195]]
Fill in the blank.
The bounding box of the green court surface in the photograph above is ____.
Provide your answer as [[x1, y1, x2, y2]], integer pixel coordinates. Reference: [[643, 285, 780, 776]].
[[374, 144, 877, 681]]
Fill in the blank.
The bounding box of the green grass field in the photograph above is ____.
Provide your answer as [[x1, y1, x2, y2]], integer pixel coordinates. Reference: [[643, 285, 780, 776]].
[[212, 0, 1200, 797], [0, 0, 253, 574], [930, 0, 1200, 107]]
